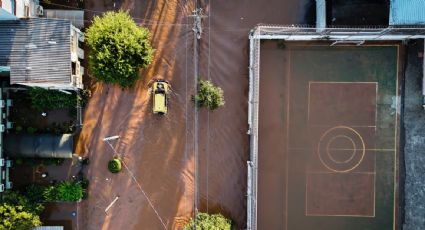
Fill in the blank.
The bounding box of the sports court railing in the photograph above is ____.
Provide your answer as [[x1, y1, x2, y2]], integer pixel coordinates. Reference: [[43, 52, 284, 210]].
[[250, 25, 425, 42], [246, 24, 425, 230], [247, 28, 261, 230]]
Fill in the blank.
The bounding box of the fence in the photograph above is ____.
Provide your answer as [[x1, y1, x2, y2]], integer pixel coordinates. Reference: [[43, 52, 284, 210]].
[[246, 24, 425, 230]]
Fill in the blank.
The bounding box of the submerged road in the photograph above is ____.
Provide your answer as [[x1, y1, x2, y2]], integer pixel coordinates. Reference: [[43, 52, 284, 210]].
[[76, 0, 308, 229]]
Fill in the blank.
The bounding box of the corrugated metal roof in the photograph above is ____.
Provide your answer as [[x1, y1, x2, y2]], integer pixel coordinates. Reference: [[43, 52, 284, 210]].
[[5, 134, 74, 158], [390, 0, 425, 25], [33, 227, 64, 230], [0, 18, 72, 85]]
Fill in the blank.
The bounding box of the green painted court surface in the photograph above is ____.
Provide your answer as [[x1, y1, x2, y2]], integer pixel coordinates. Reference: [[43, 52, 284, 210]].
[[258, 43, 400, 230]]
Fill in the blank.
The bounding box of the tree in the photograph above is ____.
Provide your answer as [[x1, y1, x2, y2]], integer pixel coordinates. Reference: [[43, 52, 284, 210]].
[[86, 11, 154, 88], [0, 204, 42, 230], [2, 191, 44, 215], [193, 80, 225, 110], [184, 212, 232, 230]]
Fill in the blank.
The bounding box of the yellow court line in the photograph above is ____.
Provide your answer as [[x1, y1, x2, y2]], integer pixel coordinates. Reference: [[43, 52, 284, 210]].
[[306, 213, 375, 218], [287, 44, 400, 47], [309, 81, 379, 84], [307, 171, 376, 175], [393, 44, 400, 230], [284, 45, 400, 228], [310, 124, 377, 128], [375, 84, 379, 132], [305, 171, 376, 217], [285, 49, 291, 230], [307, 81, 378, 127], [374, 147, 377, 217], [288, 147, 395, 152]]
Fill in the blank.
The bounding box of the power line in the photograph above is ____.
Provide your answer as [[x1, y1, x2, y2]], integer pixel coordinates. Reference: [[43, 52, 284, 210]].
[[40, 0, 190, 26]]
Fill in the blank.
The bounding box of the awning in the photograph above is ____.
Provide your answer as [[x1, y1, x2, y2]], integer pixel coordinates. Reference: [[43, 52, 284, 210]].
[[0, 8, 17, 20], [0, 66, 10, 73], [390, 0, 425, 25], [5, 134, 74, 158]]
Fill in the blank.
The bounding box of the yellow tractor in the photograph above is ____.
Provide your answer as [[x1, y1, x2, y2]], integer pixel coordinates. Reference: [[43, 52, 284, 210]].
[[152, 80, 169, 115]]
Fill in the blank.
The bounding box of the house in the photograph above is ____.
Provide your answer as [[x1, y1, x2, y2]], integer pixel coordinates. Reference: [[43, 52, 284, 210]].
[[0, 0, 43, 19], [0, 18, 84, 90], [0, 1, 83, 196]]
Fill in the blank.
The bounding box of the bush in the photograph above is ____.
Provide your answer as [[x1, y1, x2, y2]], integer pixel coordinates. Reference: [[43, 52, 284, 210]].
[[108, 158, 122, 173], [55, 181, 83, 202], [24, 185, 46, 205], [12, 158, 64, 167], [86, 11, 154, 88], [184, 212, 232, 230], [42, 186, 58, 202], [15, 126, 23, 134], [27, 87, 78, 111], [193, 80, 225, 110], [43, 181, 83, 202], [26, 127, 37, 134]]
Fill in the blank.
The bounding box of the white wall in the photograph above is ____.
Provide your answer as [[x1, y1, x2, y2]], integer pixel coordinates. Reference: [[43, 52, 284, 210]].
[[1, 0, 13, 15], [0, 0, 39, 18]]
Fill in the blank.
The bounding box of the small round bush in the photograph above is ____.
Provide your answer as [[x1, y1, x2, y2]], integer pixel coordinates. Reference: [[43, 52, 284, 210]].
[[193, 80, 225, 110], [108, 159, 122, 173]]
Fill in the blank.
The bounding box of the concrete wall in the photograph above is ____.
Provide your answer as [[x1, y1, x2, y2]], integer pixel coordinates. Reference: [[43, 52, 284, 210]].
[[0, 0, 40, 18]]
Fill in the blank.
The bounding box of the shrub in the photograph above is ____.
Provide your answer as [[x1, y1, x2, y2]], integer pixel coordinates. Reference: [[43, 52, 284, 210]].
[[15, 126, 23, 134], [86, 11, 154, 88], [24, 185, 46, 205], [55, 181, 83, 202], [43, 181, 83, 202], [184, 212, 232, 230], [26, 127, 37, 134], [42, 186, 58, 202], [27, 87, 77, 111], [108, 158, 122, 173], [193, 80, 225, 110]]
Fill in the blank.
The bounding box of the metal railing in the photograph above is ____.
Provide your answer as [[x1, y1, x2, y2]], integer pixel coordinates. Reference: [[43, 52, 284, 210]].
[[246, 24, 425, 230]]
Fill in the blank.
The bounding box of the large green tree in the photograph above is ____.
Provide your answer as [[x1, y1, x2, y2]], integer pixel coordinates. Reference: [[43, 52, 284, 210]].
[[0, 204, 42, 230], [184, 212, 232, 230], [86, 11, 154, 88]]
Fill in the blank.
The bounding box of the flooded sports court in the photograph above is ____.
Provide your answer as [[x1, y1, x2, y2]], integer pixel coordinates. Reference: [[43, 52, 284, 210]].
[[255, 42, 401, 230]]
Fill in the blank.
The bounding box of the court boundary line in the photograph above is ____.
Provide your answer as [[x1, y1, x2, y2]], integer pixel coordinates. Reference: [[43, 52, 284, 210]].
[[272, 44, 401, 230], [284, 49, 291, 230], [307, 81, 378, 126], [288, 147, 395, 152], [305, 172, 376, 217], [393, 44, 400, 230], [305, 81, 379, 218]]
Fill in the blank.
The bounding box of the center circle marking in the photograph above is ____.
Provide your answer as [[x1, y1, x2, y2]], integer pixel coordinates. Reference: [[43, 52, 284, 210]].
[[317, 126, 366, 173], [326, 135, 356, 164]]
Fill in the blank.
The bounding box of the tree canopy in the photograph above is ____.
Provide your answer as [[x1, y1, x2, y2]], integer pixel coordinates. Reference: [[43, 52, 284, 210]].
[[194, 80, 225, 110], [86, 11, 154, 87], [0, 204, 42, 230], [184, 212, 232, 230]]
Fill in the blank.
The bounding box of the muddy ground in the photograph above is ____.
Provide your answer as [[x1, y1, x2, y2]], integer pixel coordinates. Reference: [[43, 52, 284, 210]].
[[76, 0, 308, 229]]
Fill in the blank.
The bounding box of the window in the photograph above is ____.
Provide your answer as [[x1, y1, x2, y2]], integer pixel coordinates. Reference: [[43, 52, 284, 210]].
[[71, 62, 76, 75]]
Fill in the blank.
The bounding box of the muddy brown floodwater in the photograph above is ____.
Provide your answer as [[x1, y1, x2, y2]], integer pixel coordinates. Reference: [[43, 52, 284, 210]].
[[76, 0, 307, 229]]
